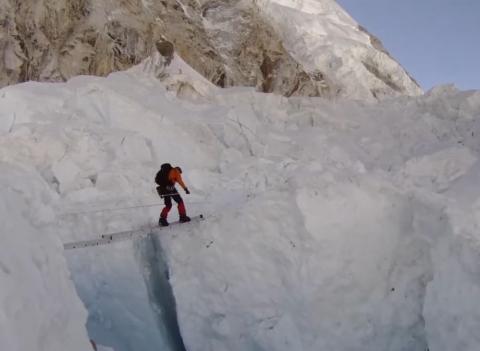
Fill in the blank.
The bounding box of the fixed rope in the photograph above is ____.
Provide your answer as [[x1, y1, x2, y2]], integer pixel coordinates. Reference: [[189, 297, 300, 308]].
[[60, 203, 165, 216], [59, 195, 204, 216]]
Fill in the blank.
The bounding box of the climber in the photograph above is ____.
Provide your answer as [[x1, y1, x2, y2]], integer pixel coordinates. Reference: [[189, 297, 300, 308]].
[[155, 163, 191, 226]]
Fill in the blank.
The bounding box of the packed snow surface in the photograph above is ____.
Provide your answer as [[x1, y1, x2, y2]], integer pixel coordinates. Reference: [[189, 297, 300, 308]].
[[1, 56, 479, 351]]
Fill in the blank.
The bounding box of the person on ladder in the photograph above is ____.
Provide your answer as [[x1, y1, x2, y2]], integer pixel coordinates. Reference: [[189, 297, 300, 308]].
[[155, 163, 191, 226]]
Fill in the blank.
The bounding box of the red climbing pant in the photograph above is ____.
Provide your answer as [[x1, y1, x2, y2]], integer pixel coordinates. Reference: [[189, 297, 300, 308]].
[[160, 193, 186, 219]]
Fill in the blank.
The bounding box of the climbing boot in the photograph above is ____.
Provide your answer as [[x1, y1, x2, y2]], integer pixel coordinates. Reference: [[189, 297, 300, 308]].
[[159, 218, 169, 227], [179, 215, 191, 223]]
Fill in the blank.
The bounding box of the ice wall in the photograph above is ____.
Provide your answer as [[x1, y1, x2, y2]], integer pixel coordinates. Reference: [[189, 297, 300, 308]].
[[0, 164, 91, 351]]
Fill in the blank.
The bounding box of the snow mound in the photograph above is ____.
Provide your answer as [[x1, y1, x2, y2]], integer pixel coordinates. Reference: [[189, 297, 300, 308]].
[[130, 52, 217, 103], [423, 204, 480, 351]]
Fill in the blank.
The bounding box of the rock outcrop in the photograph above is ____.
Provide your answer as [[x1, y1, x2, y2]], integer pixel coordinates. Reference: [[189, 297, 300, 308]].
[[0, 0, 422, 100]]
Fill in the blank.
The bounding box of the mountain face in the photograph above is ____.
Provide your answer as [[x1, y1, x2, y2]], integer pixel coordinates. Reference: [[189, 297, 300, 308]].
[[0, 0, 422, 100]]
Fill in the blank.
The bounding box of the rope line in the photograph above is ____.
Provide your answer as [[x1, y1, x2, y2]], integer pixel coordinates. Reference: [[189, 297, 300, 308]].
[[60, 203, 165, 216], [60, 198, 204, 216]]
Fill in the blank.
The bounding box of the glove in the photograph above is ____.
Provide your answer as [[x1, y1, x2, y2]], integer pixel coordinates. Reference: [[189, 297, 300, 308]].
[[185, 188, 190, 194]]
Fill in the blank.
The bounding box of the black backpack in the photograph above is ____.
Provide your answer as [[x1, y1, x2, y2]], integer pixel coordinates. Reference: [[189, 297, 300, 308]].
[[155, 163, 173, 187]]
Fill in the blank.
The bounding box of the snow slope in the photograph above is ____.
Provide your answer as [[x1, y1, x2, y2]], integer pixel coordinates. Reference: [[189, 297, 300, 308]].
[[256, 0, 422, 99], [0, 56, 479, 351]]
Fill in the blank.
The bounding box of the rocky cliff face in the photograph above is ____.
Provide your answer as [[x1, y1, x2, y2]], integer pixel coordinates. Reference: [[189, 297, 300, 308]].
[[0, 0, 422, 100]]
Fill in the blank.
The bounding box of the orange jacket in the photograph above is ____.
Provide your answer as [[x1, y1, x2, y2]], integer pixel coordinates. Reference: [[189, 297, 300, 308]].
[[168, 168, 187, 190]]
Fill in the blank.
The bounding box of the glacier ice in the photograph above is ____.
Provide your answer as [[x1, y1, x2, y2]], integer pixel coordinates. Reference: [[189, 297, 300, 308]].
[[0, 56, 479, 350]]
